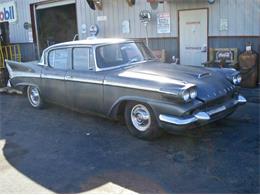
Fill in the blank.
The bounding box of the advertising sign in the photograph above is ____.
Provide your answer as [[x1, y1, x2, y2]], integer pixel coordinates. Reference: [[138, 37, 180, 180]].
[[157, 12, 170, 34], [0, 1, 17, 23]]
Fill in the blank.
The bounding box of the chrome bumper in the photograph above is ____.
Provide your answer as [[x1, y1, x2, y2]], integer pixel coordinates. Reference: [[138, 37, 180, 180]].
[[159, 95, 247, 126]]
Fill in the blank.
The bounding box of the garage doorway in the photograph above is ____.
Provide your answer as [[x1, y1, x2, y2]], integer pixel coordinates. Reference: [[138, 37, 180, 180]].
[[31, 0, 77, 56], [178, 8, 208, 66]]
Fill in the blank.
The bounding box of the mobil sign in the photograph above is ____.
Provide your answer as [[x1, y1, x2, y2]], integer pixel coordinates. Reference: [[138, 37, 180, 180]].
[[0, 1, 17, 23]]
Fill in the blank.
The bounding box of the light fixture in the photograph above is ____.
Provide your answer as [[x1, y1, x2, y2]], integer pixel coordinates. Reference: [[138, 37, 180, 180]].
[[126, 0, 135, 7]]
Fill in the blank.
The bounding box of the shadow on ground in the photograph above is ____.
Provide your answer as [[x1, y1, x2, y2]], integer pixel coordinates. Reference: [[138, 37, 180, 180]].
[[0, 94, 259, 193]]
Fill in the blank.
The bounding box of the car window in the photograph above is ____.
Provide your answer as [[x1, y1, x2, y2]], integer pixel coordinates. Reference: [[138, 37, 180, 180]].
[[48, 48, 68, 70], [73, 47, 92, 71], [96, 42, 155, 69]]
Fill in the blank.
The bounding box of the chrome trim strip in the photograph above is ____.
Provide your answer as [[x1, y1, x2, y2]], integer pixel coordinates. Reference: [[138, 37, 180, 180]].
[[159, 94, 246, 126], [194, 112, 210, 120], [104, 80, 162, 93], [12, 72, 41, 79], [41, 74, 64, 80], [159, 114, 197, 125], [237, 95, 247, 104], [207, 105, 226, 116], [104, 80, 194, 97], [159, 111, 211, 126], [65, 77, 103, 84]]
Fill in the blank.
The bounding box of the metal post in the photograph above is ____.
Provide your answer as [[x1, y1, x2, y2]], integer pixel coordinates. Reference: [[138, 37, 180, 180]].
[[144, 22, 149, 47]]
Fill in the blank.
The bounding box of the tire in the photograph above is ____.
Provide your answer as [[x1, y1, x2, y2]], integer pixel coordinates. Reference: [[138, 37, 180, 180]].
[[27, 86, 44, 109], [124, 101, 163, 140]]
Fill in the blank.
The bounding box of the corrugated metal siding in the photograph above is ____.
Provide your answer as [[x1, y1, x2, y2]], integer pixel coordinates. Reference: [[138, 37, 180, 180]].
[[209, 37, 260, 52], [19, 42, 37, 61], [76, 0, 260, 39], [139, 37, 260, 63], [1, 0, 259, 43], [0, 0, 42, 43]]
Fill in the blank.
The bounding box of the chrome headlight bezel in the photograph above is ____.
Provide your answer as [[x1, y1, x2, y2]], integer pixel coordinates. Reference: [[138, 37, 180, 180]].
[[182, 89, 190, 102], [232, 74, 242, 85], [181, 87, 198, 102], [189, 87, 197, 99]]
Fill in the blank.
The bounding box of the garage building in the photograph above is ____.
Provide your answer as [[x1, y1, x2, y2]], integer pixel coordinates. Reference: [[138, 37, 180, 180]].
[[0, 0, 259, 66]]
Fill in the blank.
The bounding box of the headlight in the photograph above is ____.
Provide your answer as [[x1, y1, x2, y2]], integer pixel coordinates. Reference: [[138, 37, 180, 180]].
[[182, 89, 190, 102], [189, 88, 197, 99], [181, 87, 197, 102], [236, 74, 242, 84], [232, 74, 242, 85]]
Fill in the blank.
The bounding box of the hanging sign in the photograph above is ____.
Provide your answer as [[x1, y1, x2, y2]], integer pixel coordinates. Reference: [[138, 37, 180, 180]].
[[220, 18, 228, 31], [89, 24, 99, 36], [0, 1, 17, 23], [97, 15, 107, 22], [157, 12, 170, 34]]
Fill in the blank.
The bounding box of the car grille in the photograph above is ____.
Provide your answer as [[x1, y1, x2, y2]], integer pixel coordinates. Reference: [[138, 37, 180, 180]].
[[205, 94, 233, 108]]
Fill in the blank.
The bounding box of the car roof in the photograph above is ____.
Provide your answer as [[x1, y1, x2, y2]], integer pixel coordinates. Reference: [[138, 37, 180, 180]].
[[49, 38, 136, 48]]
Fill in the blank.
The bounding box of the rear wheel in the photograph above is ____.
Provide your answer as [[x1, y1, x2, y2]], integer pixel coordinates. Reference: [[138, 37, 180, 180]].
[[27, 86, 44, 109], [124, 102, 163, 140]]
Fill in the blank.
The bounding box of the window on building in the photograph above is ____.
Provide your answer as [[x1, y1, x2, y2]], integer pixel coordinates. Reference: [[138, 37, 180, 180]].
[[73, 47, 94, 71], [48, 48, 68, 70]]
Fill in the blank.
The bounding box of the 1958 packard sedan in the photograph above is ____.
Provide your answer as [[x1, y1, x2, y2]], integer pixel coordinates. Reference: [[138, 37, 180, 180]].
[[6, 38, 246, 139]]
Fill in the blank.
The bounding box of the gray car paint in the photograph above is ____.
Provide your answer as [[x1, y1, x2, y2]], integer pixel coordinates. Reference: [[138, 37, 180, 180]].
[[5, 40, 241, 131]]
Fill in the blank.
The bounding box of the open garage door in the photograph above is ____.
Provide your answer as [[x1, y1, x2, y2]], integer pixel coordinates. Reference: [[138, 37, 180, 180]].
[[33, 0, 77, 54]]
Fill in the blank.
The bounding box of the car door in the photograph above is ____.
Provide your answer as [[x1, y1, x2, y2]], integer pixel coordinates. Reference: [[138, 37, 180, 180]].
[[41, 47, 69, 106], [65, 47, 105, 114]]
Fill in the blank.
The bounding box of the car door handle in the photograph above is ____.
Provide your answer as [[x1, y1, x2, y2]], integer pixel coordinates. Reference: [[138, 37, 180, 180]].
[[65, 75, 73, 79]]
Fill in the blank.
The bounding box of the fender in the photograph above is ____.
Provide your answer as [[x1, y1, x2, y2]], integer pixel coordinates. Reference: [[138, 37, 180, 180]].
[[108, 96, 160, 120], [11, 82, 40, 94], [108, 95, 204, 123]]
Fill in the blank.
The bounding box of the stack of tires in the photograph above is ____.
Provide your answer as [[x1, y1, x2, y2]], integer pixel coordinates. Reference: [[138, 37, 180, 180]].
[[239, 51, 258, 88]]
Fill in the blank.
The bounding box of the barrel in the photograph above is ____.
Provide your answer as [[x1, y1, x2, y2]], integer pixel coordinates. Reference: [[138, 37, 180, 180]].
[[239, 52, 257, 88]]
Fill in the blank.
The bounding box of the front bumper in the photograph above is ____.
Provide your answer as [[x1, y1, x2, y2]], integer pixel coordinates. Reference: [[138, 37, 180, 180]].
[[159, 95, 246, 132]]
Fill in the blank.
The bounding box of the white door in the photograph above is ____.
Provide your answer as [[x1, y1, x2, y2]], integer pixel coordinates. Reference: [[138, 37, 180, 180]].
[[179, 9, 208, 66]]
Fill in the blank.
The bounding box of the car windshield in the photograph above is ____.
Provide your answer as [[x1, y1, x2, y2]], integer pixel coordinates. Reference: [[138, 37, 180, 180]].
[[96, 42, 156, 69]]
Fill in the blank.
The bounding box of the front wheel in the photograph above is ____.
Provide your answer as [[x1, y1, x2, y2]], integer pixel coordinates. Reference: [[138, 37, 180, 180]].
[[27, 86, 44, 109], [124, 102, 163, 140]]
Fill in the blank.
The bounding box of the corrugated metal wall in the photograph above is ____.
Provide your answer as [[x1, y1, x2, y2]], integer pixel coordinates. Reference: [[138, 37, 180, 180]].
[[77, 0, 260, 39], [0, 0, 259, 62], [1, 0, 259, 43], [0, 0, 42, 43]]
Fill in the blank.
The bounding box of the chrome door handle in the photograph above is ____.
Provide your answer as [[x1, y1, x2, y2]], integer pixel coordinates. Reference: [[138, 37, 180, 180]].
[[65, 75, 73, 79]]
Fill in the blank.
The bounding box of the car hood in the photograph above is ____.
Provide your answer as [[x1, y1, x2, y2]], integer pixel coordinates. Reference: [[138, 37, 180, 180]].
[[106, 61, 235, 102]]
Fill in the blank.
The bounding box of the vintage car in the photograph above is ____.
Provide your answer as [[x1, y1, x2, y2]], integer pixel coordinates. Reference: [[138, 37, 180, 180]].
[[6, 38, 246, 139]]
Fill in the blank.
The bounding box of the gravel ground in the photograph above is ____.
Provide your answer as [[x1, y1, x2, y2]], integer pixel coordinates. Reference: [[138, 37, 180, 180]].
[[0, 94, 259, 193]]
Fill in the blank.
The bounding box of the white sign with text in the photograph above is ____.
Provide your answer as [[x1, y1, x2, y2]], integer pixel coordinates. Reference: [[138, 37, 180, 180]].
[[0, 1, 17, 23]]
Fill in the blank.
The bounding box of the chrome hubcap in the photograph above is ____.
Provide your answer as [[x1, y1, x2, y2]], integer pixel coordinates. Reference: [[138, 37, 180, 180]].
[[131, 104, 151, 131], [29, 87, 40, 106]]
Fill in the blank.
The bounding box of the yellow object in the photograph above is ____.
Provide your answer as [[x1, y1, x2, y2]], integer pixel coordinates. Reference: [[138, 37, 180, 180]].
[[0, 44, 21, 69]]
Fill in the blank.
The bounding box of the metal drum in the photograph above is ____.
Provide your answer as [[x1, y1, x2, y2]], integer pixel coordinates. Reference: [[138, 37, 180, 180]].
[[239, 52, 258, 88]]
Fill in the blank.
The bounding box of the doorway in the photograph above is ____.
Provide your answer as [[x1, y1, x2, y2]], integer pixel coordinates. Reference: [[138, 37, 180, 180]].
[[178, 8, 208, 66], [32, 0, 77, 55]]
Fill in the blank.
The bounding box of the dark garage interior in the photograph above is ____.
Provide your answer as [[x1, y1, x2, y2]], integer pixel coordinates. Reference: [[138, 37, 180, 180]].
[[36, 3, 77, 52]]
